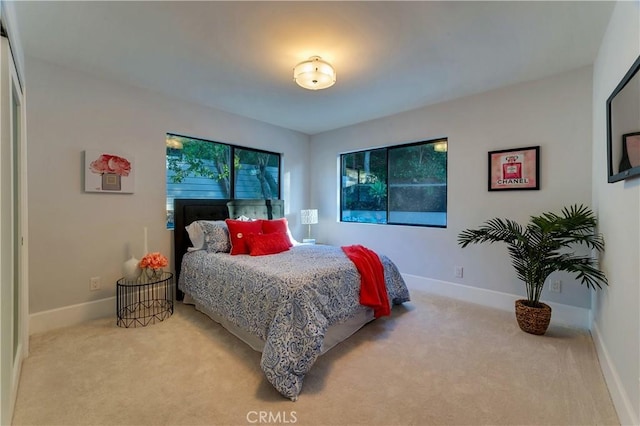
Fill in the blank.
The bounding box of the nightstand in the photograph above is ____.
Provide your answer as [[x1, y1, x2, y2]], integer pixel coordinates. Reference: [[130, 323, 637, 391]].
[[116, 272, 174, 328]]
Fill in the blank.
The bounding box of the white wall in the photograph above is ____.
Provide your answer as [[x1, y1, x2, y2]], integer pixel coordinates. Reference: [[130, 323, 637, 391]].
[[25, 56, 310, 316], [311, 66, 595, 311], [591, 2, 640, 425]]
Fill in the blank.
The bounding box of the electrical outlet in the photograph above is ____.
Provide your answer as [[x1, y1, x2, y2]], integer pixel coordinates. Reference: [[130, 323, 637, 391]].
[[454, 266, 463, 278], [90, 276, 101, 291], [550, 280, 562, 293]]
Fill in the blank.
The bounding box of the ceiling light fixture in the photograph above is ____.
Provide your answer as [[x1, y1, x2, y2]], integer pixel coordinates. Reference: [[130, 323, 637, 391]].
[[293, 56, 336, 90]]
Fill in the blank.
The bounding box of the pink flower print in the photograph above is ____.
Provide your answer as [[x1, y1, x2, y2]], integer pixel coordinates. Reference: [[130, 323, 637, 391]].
[[90, 154, 131, 177]]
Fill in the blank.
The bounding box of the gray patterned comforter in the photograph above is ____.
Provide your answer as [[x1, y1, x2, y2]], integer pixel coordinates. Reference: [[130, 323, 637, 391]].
[[178, 244, 410, 400]]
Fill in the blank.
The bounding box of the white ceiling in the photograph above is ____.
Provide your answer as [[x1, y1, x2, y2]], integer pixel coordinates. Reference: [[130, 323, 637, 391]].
[[13, 1, 614, 135]]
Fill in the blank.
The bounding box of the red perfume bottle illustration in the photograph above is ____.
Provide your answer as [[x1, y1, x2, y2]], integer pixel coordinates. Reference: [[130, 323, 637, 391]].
[[502, 155, 522, 179]]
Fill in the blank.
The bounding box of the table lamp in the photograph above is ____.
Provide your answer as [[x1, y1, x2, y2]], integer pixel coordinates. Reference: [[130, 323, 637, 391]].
[[300, 209, 318, 244]]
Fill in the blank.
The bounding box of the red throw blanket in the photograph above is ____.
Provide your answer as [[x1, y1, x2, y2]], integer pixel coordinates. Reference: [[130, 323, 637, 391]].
[[342, 245, 390, 318]]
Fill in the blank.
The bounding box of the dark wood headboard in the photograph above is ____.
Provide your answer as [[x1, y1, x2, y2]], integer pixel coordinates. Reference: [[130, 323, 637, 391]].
[[173, 198, 284, 300]]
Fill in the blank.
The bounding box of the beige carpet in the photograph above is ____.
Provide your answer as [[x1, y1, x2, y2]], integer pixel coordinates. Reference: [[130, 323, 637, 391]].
[[12, 286, 619, 426]]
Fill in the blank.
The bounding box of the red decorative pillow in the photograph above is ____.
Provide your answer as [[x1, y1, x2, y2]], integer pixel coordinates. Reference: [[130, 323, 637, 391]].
[[245, 232, 291, 256], [225, 219, 263, 255], [262, 218, 293, 247]]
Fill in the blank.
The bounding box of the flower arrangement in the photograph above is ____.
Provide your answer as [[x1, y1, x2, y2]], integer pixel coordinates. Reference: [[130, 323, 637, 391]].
[[139, 252, 168, 270], [89, 154, 131, 176]]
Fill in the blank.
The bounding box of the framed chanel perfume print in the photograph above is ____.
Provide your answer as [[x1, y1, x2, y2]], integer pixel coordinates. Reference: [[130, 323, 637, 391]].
[[488, 146, 539, 191]]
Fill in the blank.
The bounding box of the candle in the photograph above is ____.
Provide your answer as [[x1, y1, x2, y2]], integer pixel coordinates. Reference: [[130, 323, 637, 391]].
[[143, 227, 148, 255]]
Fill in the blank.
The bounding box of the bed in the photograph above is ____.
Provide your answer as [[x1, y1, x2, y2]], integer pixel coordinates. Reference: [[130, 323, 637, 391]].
[[174, 199, 410, 400]]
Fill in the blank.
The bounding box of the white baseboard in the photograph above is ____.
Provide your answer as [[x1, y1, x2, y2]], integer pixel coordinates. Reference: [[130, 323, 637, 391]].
[[29, 297, 115, 335], [591, 322, 639, 426], [402, 274, 591, 329], [30, 277, 590, 332]]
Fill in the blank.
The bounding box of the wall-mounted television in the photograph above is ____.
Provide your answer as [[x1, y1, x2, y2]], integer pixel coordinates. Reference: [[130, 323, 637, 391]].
[[607, 55, 640, 183]]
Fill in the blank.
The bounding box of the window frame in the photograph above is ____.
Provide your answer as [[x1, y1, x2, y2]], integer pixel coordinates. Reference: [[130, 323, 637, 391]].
[[340, 137, 448, 228], [166, 133, 282, 229]]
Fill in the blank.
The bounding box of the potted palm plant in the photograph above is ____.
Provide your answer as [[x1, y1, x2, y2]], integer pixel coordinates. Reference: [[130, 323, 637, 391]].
[[457, 204, 607, 335]]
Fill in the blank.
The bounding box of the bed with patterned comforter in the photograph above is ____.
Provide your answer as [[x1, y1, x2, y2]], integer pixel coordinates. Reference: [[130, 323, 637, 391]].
[[178, 243, 410, 400]]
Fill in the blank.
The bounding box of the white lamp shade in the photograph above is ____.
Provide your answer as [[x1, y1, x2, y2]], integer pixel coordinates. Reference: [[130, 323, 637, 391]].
[[293, 57, 336, 90], [300, 209, 318, 225]]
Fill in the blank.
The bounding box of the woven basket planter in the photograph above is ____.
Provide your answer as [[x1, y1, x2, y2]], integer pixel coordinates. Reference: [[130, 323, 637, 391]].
[[515, 299, 552, 335]]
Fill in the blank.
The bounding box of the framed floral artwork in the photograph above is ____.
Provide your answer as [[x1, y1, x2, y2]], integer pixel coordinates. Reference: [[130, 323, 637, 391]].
[[488, 146, 539, 191], [84, 150, 135, 193]]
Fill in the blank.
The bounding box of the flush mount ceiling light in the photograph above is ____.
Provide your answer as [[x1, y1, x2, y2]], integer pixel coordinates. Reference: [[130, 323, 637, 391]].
[[293, 56, 336, 90]]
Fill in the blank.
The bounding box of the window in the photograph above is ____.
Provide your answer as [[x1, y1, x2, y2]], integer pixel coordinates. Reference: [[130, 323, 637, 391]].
[[341, 149, 388, 224], [340, 138, 447, 227], [166, 134, 281, 229], [234, 148, 280, 199]]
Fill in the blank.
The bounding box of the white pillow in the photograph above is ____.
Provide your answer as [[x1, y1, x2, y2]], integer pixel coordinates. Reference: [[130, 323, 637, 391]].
[[185, 222, 205, 251], [185, 220, 232, 253]]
